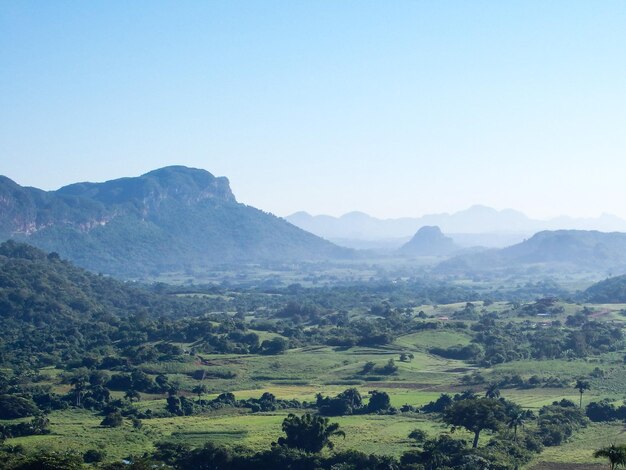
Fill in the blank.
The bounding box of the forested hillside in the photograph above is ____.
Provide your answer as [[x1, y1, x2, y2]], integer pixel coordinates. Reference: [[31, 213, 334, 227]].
[[0, 241, 213, 368], [582, 275, 626, 303], [0, 167, 352, 277]]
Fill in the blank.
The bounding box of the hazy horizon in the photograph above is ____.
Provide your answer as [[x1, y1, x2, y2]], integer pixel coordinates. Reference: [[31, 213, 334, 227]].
[[285, 205, 625, 223], [3, 1, 626, 220], [3, 167, 625, 223]]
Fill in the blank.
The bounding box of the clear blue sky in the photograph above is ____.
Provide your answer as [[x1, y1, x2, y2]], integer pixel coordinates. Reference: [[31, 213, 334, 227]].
[[2, 1, 626, 219]]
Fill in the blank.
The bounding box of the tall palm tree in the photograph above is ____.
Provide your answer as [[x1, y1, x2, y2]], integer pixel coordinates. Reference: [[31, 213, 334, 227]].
[[69, 376, 86, 407], [507, 411, 526, 441], [575, 379, 591, 408], [594, 444, 626, 470]]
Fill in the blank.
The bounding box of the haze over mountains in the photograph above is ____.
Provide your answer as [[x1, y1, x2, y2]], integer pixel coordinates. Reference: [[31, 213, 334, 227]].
[[0, 166, 351, 277], [2, 165, 626, 280], [397, 226, 459, 257], [438, 230, 626, 276], [287, 207, 626, 249]]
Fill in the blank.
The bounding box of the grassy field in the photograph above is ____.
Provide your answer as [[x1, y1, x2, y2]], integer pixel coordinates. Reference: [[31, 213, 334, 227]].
[[530, 422, 626, 469]]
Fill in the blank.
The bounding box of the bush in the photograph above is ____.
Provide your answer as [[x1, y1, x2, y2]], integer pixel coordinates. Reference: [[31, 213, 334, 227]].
[[367, 390, 391, 413], [408, 429, 428, 443], [586, 400, 626, 422], [0, 395, 39, 419], [83, 449, 106, 463], [100, 412, 124, 427]]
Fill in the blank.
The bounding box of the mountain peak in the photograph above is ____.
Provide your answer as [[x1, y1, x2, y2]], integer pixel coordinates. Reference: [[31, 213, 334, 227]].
[[416, 225, 445, 235], [398, 225, 457, 257], [57, 165, 236, 205]]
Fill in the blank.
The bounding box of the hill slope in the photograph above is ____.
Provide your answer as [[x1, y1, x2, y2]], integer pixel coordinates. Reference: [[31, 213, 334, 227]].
[[0, 166, 351, 277], [437, 230, 626, 275], [581, 275, 626, 303], [0, 241, 212, 367]]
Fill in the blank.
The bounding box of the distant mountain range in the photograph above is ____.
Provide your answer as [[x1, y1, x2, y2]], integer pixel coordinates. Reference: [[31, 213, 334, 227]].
[[0, 166, 351, 277], [287, 206, 626, 249]]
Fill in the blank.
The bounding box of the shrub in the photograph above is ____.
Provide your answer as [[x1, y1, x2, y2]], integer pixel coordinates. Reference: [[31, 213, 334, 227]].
[[100, 412, 124, 427]]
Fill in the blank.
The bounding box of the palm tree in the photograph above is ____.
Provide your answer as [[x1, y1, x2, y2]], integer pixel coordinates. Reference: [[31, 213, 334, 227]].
[[594, 444, 626, 470], [575, 379, 591, 408], [277, 413, 345, 453], [69, 376, 86, 407], [485, 383, 501, 399], [507, 411, 526, 441]]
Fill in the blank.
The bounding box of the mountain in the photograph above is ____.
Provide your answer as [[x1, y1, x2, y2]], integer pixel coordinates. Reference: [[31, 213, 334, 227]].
[[397, 226, 458, 257], [0, 166, 351, 277], [581, 275, 626, 303], [437, 230, 626, 275], [286, 206, 626, 248]]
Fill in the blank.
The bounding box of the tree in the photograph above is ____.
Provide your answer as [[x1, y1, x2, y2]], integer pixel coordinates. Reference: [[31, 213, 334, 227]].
[[14, 451, 84, 469], [260, 337, 288, 355], [380, 359, 398, 375], [484, 383, 500, 399], [336, 388, 362, 409], [507, 410, 528, 441], [443, 398, 507, 448], [594, 444, 626, 470], [83, 449, 106, 463], [276, 413, 345, 453], [177, 442, 234, 470], [100, 412, 123, 427], [361, 361, 376, 374], [316, 388, 364, 416], [69, 375, 87, 407], [408, 429, 428, 444], [125, 389, 141, 402], [155, 374, 170, 392], [0, 395, 39, 419], [575, 379, 591, 408], [192, 384, 208, 400], [367, 390, 391, 413], [400, 353, 414, 362]]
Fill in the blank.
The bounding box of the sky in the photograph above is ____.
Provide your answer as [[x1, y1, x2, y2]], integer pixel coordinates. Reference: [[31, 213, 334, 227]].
[[1, 1, 626, 220]]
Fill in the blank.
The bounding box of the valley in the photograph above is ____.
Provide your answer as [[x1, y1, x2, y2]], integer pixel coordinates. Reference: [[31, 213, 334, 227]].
[[2, 240, 626, 468]]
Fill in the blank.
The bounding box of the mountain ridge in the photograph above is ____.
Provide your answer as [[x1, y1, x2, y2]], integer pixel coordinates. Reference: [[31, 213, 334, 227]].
[[0, 166, 352, 277], [287, 206, 626, 246], [436, 229, 626, 275]]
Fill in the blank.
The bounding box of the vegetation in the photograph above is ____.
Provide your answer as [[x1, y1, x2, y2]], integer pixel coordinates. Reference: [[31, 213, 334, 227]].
[[276, 413, 345, 452], [594, 444, 626, 470], [1, 166, 352, 277], [2, 242, 626, 468]]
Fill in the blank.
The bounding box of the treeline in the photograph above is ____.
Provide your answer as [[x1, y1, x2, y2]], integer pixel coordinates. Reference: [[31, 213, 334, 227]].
[[0, 394, 589, 470], [429, 311, 623, 366]]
